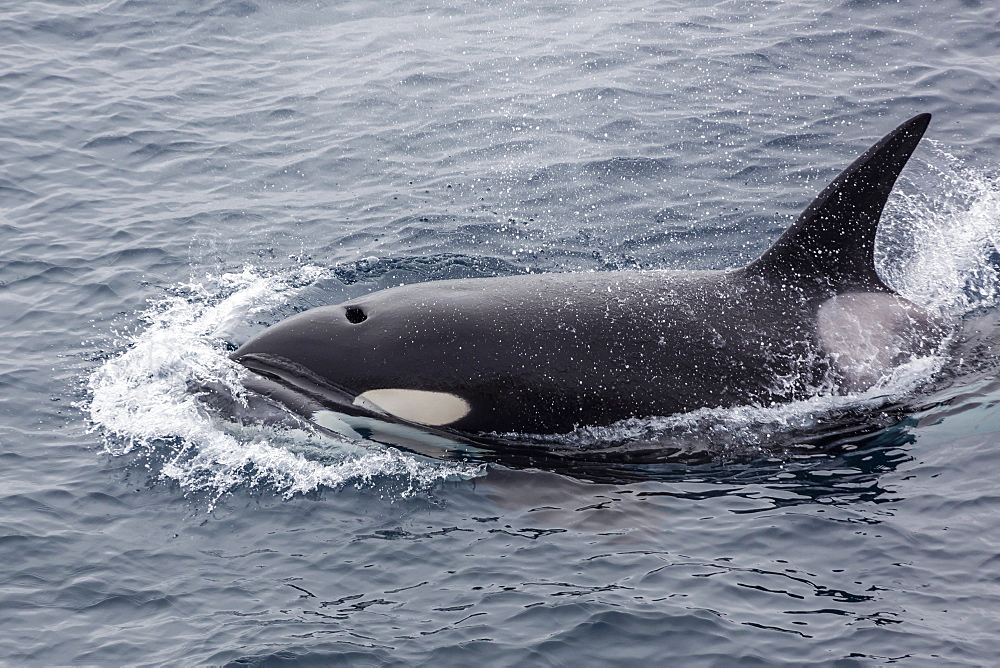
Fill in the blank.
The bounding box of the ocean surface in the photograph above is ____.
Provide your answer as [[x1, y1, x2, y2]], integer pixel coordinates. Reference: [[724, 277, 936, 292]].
[[2, 0, 1000, 664]]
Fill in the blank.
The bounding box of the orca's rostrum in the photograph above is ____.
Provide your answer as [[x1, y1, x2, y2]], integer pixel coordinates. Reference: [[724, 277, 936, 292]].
[[230, 114, 948, 438]]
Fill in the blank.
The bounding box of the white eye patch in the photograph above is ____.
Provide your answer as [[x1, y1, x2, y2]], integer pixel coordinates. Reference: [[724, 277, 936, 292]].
[[353, 389, 471, 426]]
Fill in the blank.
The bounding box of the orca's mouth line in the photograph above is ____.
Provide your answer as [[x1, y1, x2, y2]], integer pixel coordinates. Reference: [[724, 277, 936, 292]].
[[233, 353, 378, 421], [231, 353, 495, 455]]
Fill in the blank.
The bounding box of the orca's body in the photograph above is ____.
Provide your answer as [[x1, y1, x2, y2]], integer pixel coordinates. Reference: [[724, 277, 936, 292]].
[[230, 114, 947, 436]]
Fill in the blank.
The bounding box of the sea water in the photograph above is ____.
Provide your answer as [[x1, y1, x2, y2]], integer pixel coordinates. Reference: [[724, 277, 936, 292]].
[[2, 0, 1000, 663]]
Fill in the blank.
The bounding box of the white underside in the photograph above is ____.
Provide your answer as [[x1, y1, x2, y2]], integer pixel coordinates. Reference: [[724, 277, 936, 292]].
[[312, 409, 482, 453]]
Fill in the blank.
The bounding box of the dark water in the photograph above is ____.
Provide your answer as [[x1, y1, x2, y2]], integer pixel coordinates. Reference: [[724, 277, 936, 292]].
[[3, 0, 1000, 663]]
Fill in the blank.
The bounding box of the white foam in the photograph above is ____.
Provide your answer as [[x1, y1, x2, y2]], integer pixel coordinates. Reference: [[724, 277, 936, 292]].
[[533, 352, 947, 452], [86, 265, 483, 506], [879, 144, 1000, 316]]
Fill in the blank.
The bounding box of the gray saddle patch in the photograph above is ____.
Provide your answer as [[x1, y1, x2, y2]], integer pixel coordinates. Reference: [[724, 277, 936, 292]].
[[816, 293, 946, 392]]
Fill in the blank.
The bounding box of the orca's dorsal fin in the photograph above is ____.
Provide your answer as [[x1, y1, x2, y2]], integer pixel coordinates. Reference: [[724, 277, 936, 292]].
[[745, 113, 931, 292]]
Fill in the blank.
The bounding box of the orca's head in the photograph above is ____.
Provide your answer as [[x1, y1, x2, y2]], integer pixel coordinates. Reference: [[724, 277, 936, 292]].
[[231, 283, 492, 432]]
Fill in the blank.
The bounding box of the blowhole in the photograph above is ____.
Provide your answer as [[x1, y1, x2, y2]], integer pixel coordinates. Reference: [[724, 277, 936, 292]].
[[345, 305, 367, 324]]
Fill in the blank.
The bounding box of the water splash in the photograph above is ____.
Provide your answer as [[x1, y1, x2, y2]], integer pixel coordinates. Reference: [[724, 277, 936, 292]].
[[87, 266, 483, 506], [879, 144, 1000, 316], [547, 353, 945, 455]]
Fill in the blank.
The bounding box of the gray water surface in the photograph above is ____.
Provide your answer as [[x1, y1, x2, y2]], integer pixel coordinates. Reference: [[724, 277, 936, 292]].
[[2, 0, 1000, 664]]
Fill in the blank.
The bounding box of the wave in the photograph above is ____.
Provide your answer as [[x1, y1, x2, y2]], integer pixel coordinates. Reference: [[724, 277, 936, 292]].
[[86, 265, 483, 507]]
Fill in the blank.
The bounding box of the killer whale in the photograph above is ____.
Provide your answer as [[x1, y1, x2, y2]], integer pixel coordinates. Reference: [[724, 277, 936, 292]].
[[229, 114, 947, 437]]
